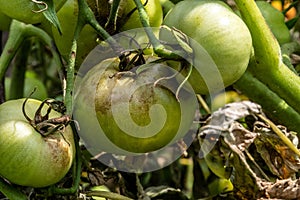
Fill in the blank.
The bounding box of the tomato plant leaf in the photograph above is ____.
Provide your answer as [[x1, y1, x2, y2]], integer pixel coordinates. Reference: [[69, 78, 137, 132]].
[[36, 0, 62, 34]]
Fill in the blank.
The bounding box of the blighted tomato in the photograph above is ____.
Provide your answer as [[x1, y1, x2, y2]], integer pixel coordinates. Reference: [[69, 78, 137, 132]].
[[74, 56, 197, 154], [161, 0, 252, 94], [0, 98, 75, 187]]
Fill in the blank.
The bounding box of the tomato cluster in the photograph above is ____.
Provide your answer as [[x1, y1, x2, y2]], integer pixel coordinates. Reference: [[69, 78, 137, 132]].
[[0, 0, 252, 187], [0, 0, 299, 198]]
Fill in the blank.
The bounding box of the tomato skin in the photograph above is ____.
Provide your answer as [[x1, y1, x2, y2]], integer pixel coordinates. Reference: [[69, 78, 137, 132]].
[[0, 0, 67, 24], [256, 1, 291, 45], [162, 1, 252, 94], [0, 99, 75, 188]]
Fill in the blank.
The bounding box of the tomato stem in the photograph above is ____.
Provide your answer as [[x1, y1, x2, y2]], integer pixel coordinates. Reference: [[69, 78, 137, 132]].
[[105, 0, 121, 31], [257, 113, 300, 157], [63, 0, 126, 114], [0, 20, 62, 97], [0, 20, 26, 82], [234, 0, 300, 117], [8, 39, 30, 100], [132, 0, 182, 60], [235, 0, 281, 67], [77, 0, 123, 54], [0, 178, 27, 200], [234, 70, 300, 133]]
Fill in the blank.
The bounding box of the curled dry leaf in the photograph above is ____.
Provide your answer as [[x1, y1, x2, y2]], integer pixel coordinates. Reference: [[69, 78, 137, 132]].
[[198, 100, 300, 199], [254, 122, 300, 179]]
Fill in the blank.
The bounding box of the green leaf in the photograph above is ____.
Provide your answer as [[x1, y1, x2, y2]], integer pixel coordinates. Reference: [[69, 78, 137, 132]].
[[34, 0, 62, 34]]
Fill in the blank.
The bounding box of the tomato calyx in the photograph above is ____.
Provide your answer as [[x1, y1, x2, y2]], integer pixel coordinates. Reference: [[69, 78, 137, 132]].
[[118, 49, 147, 71], [22, 95, 71, 139]]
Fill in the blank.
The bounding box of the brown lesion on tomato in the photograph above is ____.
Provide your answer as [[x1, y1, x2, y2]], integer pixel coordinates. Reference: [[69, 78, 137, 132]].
[[45, 136, 73, 171]]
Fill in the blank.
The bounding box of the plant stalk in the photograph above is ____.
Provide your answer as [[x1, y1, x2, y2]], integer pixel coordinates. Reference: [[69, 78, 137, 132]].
[[234, 70, 300, 133], [8, 39, 30, 100], [0, 178, 27, 200], [0, 20, 61, 90], [132, 0, 181, 59], [234, 0, 300, 115]]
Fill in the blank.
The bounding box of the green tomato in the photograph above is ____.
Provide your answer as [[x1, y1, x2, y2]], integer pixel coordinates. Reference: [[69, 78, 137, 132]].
[[161, 0, 252, 94], [52, 0, 78, 57], [0, 0, 67, 24], [119, 0, 163, 30], [5, 72, 48, 101], [256, 1, 291, 45], [52, 0, 98, 67], [0, 11, 11, 31], [74, 56, 197, 154], [0, 98, 75, 187], [76, 25, 99, 67]]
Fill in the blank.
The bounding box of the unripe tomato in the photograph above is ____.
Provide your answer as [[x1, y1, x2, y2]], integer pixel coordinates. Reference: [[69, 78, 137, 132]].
[[0, 98, 75, 187], [52, 0, 78, 57], [161, 1, 252, 94], [52, 0, 98, 67], [256, 1, 291, 45], [119, 0, 163, 30], [76, 25, 99, 66], [74, 56, 197, 154], [0, 0, 67, 24]]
